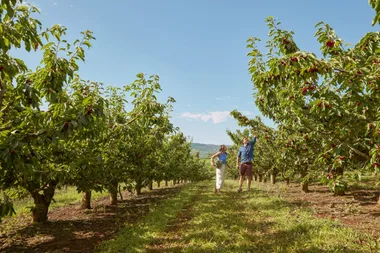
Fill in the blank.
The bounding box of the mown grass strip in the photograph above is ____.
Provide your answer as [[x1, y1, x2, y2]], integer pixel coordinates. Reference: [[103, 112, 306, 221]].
[[96, 181, 207, 253], [148, 179, 379, 253]]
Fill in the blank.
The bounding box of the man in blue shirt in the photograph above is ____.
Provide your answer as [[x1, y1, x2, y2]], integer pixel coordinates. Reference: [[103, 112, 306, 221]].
[[236, 135, 257, 192]]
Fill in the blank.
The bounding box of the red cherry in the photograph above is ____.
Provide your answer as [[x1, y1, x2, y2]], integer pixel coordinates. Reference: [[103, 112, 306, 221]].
[[87, 108, 93, 115], [64, 122, 69, 128], [282, 38, 289, 45], [356, 102, 361, 107], [10, 150, 15, 155], [0, 66, 3, 71], [326, 40, 335, 48]]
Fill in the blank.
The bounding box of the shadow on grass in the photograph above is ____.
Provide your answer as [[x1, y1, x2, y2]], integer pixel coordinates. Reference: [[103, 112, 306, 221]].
[[146, 185, 368, 253], [0, 186, 183, 253]]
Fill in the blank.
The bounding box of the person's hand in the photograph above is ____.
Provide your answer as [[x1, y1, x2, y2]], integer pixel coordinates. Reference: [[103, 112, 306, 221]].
[[236, 164, 239, 169]]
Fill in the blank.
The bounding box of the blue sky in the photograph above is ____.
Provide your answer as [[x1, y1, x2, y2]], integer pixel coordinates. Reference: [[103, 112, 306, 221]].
[[19, 0, 378, 145]]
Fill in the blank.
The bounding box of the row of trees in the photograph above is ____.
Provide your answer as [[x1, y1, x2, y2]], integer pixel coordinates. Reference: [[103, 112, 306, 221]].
[[0, 0, 210, 223], [228, 1, 380, 195]]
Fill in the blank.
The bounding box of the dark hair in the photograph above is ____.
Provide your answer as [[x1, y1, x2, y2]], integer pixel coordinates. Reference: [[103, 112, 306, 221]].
[[219, 145, 226, 152]]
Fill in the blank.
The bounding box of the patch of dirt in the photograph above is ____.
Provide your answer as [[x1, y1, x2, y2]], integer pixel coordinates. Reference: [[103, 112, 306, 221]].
[[256, 180, 380, 238], [0, 186, 182, 253]]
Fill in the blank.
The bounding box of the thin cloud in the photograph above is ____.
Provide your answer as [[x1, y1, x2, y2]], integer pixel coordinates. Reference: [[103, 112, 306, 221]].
[[216, 96, 231, 101], [240, 110, 252, 116], [216, 96, 240, 101], [181, 111, 231, 124]]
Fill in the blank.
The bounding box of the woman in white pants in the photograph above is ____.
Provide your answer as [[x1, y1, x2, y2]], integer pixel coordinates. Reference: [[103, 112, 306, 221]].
[[210, 145, 228, 194]]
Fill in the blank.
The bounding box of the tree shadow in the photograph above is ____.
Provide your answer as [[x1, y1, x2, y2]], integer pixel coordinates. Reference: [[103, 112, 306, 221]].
[[145, 185, 368, 253], [0, 186, 183, 253]]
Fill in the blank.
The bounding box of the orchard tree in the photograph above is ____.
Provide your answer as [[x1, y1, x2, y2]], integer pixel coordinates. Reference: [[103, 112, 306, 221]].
[[63, 80, 108, 209], [245, 9, 380, 194], [122, 74, 175, 195], [0, 0, 104, 222]]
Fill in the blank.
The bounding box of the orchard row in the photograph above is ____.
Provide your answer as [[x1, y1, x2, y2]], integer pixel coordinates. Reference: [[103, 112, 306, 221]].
[[228, 3, 380, 196], [0, 1, 210, 223]]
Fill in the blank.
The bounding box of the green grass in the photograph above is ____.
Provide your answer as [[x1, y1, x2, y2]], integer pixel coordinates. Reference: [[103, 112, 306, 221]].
[[5, 181, 179, 219], [98, 179, 380, 253], [96, 181, 207, 253], [9, 187, 109, 216]]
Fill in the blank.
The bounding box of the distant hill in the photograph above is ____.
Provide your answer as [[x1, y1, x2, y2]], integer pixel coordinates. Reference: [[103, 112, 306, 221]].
[[191, 143, 221, 158]]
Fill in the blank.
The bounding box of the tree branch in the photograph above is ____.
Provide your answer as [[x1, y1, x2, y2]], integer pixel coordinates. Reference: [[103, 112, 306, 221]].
[[0, 81, 6, 111], [344, 143, 370, 160]]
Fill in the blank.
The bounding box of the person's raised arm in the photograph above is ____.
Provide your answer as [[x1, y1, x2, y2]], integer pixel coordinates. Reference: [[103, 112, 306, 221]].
[[210, 152, 221, 167], [250, 135, 257, 145]]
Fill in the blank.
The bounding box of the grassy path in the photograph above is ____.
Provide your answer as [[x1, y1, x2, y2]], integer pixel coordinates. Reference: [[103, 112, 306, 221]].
[[99, 180, 379, 253]]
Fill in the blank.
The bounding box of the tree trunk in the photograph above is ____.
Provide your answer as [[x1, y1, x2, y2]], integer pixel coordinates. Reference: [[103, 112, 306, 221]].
[[135, 180, 143, 196], [118, 185, 123, 201], [300, 169, 309, 193], [285, 178, 290, 185], [254, 174, 258, 181], [258, 174, 263, 182], [270, 173, 276, 184], [136, 186, 142, 195], [81, 191, 92, 209], [109, 181, 118, 205], [263, 177, 268, 183], [157, 181, 161, 188], [301, 181, 309, 193], [148, 181, 153, 191], [30, 181, 57, 223], [173, 180, 176, 185], [165, 180, 168, 187]]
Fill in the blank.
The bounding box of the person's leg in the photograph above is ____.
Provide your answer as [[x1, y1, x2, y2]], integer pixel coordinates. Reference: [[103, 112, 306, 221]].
[[247, 178, 252, 191], [220, 164, 226, 190], [246, 163, 253, 191], [216, 168, 222, 193], [238, 164, 246, 192]]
